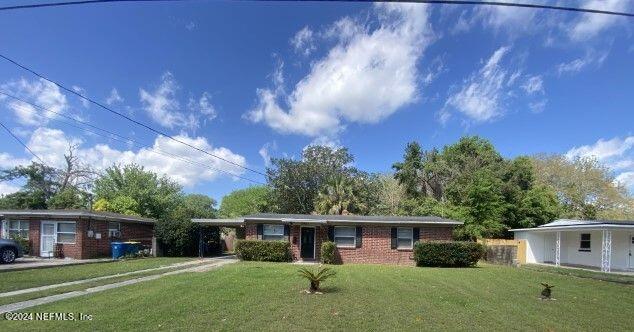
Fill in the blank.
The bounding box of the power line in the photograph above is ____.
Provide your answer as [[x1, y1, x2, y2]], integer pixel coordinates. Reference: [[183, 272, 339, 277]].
[[0, 120, 45, 164], [0, 90, 266, 185], [0, 53, 268, 177], [0, 0, 633, 17]]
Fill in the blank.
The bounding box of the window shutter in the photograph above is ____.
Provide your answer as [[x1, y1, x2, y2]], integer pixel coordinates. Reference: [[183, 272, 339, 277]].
[[256, 224, 263, 240], [355, 226, 362, 248], [390, 227, 397, 249], [328, 226, 334, 241], [284, 225, 290, 241], [413, 227, 420, 244]]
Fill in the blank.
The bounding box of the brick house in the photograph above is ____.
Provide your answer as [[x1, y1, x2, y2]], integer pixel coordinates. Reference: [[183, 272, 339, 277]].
[[196, 213, 461, 265], [0, 210, 155, 259]]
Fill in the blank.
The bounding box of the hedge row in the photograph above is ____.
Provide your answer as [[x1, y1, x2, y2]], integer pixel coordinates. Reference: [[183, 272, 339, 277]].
[[235, 240, 292, 262], [413, 241, 485, 267]]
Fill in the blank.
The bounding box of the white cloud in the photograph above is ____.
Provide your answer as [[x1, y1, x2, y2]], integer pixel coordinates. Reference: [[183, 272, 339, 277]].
[[566, 136, 634, 193], [0, 78, 68, 126], [444, 46, 512, 122], [615, 172, 634, 192], [475, 1, 537, 33], [24, 127, 247, 187], [568, 0, 630, 41], [529, 99, 547, 114], [521, 75, 543, 95], [0, 152, 30, 169], [258, 141, 277, 167], [291, 26, 316, 56], [246, 3, 434, 139], [189, 92, 217, 123], [557, 49, 609, 75], [0, 182, 20, 197], [566, 136, 634, 161], [106, 88, 124, 105], [139, 72, 198, 130], [72, 85, 90, 108]]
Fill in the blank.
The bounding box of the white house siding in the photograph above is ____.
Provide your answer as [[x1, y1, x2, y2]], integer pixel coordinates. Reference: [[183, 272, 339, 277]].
[[516, 229, 633, 271]]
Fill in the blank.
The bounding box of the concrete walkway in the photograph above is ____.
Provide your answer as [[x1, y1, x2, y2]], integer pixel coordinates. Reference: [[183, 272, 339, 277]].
[[0, 257, 112, 271], [0, 257, 237, 314], [0, 258, 222, 298]]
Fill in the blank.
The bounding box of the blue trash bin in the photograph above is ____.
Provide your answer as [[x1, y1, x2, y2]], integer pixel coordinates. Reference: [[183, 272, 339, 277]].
[[111, 242, 124, 259], [124, 242, 140, 256]]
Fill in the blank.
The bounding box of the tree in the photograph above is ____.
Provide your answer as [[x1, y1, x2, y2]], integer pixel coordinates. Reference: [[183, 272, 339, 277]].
[[267, 146, 355, 214], [48, 187, 89, 210], [93, 164, 183, 219], [155, 194, 218, 256], [219, 186, 273, 218], [314, 174, 357, 215], [0, 163, 59, 209], [393, 142, 424, 198], [57, 144, 97, 192], [372, 174, 407, 215], [532, 155, 633, 220]]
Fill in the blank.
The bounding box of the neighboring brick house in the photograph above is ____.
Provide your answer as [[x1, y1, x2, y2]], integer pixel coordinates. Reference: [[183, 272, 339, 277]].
[[196, 213, 461, 265], [0, 210, 155, 259]]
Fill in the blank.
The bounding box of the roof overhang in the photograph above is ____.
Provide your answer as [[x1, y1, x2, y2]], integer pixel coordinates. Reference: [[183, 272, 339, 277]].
[[0, 210, 155, 224], [511, 224, 634, 232], [192, 219, 245, 227]]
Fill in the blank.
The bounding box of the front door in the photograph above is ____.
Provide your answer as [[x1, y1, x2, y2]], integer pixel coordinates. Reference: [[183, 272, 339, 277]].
[[40, 222, 55, 258], [300, 227, 315, 260], [629, 235, 634, 269]]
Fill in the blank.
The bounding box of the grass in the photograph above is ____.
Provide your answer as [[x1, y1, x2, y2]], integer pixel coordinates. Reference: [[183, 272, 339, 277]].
[[1, 262, 632, 331], [0, 257, 194, 293], [522, 264, 634, 284]]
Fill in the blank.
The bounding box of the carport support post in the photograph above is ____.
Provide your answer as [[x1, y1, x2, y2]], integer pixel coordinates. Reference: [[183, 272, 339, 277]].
[[555, 231, 561, 267], [601, 230, 612, 273]]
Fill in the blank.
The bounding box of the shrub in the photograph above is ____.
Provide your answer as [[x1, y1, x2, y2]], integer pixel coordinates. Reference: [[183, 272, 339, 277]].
[[298, 265, 336, 293], [235, 240, 292, 262], [320, 241, 337, 264], [10, 235, 30, 256], [413, 241, 485, 267]]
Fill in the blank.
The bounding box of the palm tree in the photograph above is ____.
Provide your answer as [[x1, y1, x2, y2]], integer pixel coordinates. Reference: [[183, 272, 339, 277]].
[[314, 174, 356, 215], [298, 265, 336, 293]]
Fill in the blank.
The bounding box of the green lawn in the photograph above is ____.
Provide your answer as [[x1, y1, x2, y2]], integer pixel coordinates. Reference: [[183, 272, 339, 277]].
[[1, 262, 632, 331], [0, 257, 195, 293]]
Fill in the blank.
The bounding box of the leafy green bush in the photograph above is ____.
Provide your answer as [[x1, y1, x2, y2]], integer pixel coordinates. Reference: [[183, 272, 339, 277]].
[[320, 241, 337, 264], [235, 240, 292, 262], [413, 241, 485, 267], [10, 234, 30, 256]]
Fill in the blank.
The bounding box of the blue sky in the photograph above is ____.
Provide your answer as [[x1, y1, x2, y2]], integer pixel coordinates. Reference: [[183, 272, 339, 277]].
[[0, 0, 632, 202]]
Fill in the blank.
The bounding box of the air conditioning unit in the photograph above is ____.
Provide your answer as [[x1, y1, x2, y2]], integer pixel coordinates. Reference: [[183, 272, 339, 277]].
[[109, 230, 121, 238]]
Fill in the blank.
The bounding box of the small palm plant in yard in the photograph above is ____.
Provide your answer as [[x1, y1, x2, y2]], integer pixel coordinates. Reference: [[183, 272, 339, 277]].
[[298, 265, 336, 294]]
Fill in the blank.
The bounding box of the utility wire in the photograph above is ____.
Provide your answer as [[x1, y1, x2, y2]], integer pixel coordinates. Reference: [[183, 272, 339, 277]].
[[0, 0, 632, 17], [0, 53, 268, 177], [0, 120, 46, 164], [0, 90, 266, 185]]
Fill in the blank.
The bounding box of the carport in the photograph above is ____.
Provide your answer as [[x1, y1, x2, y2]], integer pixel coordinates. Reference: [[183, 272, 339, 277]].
[[192, 218, 243, 258]]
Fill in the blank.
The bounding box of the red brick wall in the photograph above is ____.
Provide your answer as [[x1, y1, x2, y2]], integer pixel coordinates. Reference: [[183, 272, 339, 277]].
[[243, 223, 454, 265]]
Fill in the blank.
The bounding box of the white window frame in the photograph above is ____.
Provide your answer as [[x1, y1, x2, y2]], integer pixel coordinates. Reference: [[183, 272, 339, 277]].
[[262, 224, 285, 241], [579, 233, 591, 252], [397, 227, 414, 250], [7, 220, 30, 240], [108, 222, 121, 238], [334, 226, 356, 248], [56, 222, 77, 244]]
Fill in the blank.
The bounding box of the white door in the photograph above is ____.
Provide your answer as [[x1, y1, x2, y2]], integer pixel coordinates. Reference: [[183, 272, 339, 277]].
[[40, 222, 55, 258], [544, 233, 556, 263], [629, 235, 634, 269]]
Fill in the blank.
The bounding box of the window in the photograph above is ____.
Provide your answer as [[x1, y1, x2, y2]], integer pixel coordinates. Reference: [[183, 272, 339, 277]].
[[262, 224, 285, 241], [397, 227, 413, 250], [334, 226, 356, 248], [579, 233, 591, 252], [8, 221, 29, 239], [108, 222, 121, 238], [57, 222, 76, 244]]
